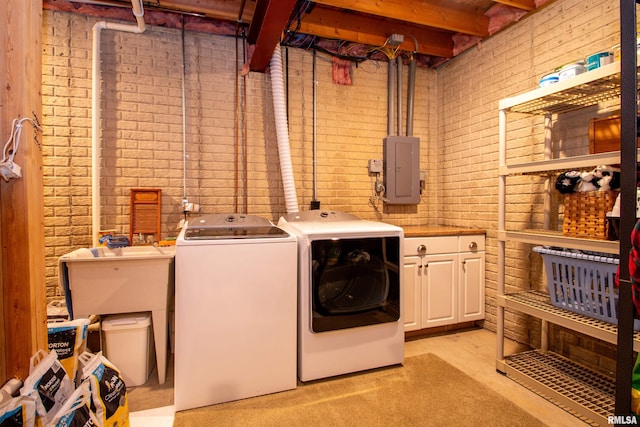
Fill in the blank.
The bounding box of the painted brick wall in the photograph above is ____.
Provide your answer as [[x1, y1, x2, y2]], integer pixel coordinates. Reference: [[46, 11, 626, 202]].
[[42, 0, 623, 373], [41, 11, 437, 298], [437, 0, 622, 373]]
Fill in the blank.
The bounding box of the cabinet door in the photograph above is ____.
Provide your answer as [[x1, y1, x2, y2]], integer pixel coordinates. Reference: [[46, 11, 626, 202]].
[[403, 256, 422, 331], [422, 253, 458, 328], [459, 251, 485, 321]]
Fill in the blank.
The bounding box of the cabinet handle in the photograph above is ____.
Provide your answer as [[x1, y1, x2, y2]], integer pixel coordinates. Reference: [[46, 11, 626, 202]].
[[468, 241, 478, 250], [417, 244, 427, 255]]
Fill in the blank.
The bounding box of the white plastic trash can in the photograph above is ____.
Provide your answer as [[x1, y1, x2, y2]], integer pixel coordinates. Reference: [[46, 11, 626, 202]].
[[102, 312, 155, 387]]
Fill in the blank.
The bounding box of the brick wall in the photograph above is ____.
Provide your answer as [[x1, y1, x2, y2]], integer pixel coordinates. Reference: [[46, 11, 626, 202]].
[[41, 11, 438, 298], [42, 0, 623, 372], [438, 0, 622, 372]]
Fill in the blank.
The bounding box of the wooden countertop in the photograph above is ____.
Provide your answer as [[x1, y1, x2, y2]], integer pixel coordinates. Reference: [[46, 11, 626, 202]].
[[401, 225, 486, 238]]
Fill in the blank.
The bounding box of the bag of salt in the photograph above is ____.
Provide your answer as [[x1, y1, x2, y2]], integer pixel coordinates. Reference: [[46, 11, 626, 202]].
[[20, 350, 73, 427], [78, 352, 128, 427], [46, 381, 99, 427], [47, 319, 90, 385], [0, 396, 36, 427]]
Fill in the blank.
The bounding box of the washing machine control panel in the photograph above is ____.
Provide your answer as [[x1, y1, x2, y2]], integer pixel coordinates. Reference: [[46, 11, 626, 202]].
[[282, 210, 361, 222]]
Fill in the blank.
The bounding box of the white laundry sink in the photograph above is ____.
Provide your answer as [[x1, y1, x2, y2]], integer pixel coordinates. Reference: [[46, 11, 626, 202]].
[[59, 245, 175, 385]]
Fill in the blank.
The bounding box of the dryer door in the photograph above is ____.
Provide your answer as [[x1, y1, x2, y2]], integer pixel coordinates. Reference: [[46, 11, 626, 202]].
[[310, 236, 400, 333]]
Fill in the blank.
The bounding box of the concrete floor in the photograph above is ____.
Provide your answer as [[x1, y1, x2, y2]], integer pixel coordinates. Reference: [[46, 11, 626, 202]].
[[404, 328, 590, 427], [128, 328, 591, 426]]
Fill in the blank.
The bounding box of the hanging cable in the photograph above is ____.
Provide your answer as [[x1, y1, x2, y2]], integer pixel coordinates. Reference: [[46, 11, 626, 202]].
[[1, 116, 42, 182], [180, 16, 188, 218], [310, 49, 320, 209], [234, 24, 240, 213], [242, 27, 248, 214]]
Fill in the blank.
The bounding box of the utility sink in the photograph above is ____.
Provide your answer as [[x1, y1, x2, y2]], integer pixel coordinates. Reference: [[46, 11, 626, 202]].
[[59, 245, 175, 385]]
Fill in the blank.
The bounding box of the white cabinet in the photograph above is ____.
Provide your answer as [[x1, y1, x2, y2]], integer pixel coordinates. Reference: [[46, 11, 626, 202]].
[[459, 235, 486, 322], [403, 234, 485, 332], [402, 255, 423, 331]]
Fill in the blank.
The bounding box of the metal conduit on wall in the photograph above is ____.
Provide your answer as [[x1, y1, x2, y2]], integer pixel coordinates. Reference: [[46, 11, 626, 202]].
[[91, 0, 146, 247]]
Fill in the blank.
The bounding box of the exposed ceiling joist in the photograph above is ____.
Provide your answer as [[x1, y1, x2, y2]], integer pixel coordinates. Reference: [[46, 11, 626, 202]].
[[151, 0, 255, 21], [297, 6, 454, 58], [44, 0, 557, 71], [493, 0, 536, 11], [246, 0, 298, 71], [312, 0, 490, 37]]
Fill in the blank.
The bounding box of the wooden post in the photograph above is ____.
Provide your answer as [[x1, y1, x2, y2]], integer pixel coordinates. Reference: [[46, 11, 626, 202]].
[[0, 0, 46, 384]]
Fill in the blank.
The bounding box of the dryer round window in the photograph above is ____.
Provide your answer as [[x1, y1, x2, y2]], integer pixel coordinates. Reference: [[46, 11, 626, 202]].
[[311, 237, 400, 332]]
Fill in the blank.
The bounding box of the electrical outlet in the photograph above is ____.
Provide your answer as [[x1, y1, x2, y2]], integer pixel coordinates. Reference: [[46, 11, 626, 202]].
[[368, 159, 383, 174], [420, 170, 427, 193], [183, 202, 200, 213], [0, 162, 21, 181]]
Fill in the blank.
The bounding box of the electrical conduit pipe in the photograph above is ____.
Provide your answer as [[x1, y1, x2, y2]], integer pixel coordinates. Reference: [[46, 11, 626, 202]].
[[269, 45, 299, 213], [406, 56, 416, 136], [91, 0, 146, 247]]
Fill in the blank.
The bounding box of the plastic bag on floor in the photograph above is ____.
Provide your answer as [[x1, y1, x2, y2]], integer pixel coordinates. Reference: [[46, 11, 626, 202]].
[[0, 395, 36, 427], [47, 319, 90, 385], [78, 352, 129, 427], [46, 381, 99, 427], [19, 350, 73, 427]]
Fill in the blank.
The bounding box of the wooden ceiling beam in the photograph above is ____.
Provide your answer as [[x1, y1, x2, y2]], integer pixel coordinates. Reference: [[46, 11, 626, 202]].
[[492, 0, 536, 11], [312, 0, 490, 37], [247, 0, 298, 72], [298, 6, 453, 58], [156, 0, 255, 22], [44, 1, 238, 35]]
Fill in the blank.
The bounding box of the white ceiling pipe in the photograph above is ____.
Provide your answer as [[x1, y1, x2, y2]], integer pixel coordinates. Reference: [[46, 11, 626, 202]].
[[91, 0, 146, 247], [130, 0, 146, 32]]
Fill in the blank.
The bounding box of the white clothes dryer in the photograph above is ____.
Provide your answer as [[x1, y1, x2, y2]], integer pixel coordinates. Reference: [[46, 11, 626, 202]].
[[174, 214, 297, 411], [278, 210, 404, 382]]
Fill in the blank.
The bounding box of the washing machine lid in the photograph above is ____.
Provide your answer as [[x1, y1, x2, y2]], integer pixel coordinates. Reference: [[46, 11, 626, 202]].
[[184, 213, 289, 240], [278, 210, 403, 236], [280, 210, 360, 223]]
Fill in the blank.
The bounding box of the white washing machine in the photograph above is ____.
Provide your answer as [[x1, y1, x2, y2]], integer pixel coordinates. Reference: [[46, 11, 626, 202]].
[[278, 210, 404, 382], [174, 213, 297, 411]]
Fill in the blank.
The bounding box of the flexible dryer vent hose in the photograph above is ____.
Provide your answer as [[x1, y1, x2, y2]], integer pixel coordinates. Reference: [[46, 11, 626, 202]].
[[270, 45, 299, 213]]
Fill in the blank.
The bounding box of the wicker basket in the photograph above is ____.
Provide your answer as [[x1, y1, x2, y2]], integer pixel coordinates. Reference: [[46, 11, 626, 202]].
[[562, 190, 619, 239]]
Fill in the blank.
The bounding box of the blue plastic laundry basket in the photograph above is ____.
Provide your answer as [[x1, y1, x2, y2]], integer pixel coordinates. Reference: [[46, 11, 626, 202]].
[[533, 246, 630, 326]]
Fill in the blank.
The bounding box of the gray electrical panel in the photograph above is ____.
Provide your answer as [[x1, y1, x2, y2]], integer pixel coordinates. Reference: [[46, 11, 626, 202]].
[[383, 135, 420, 204]]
